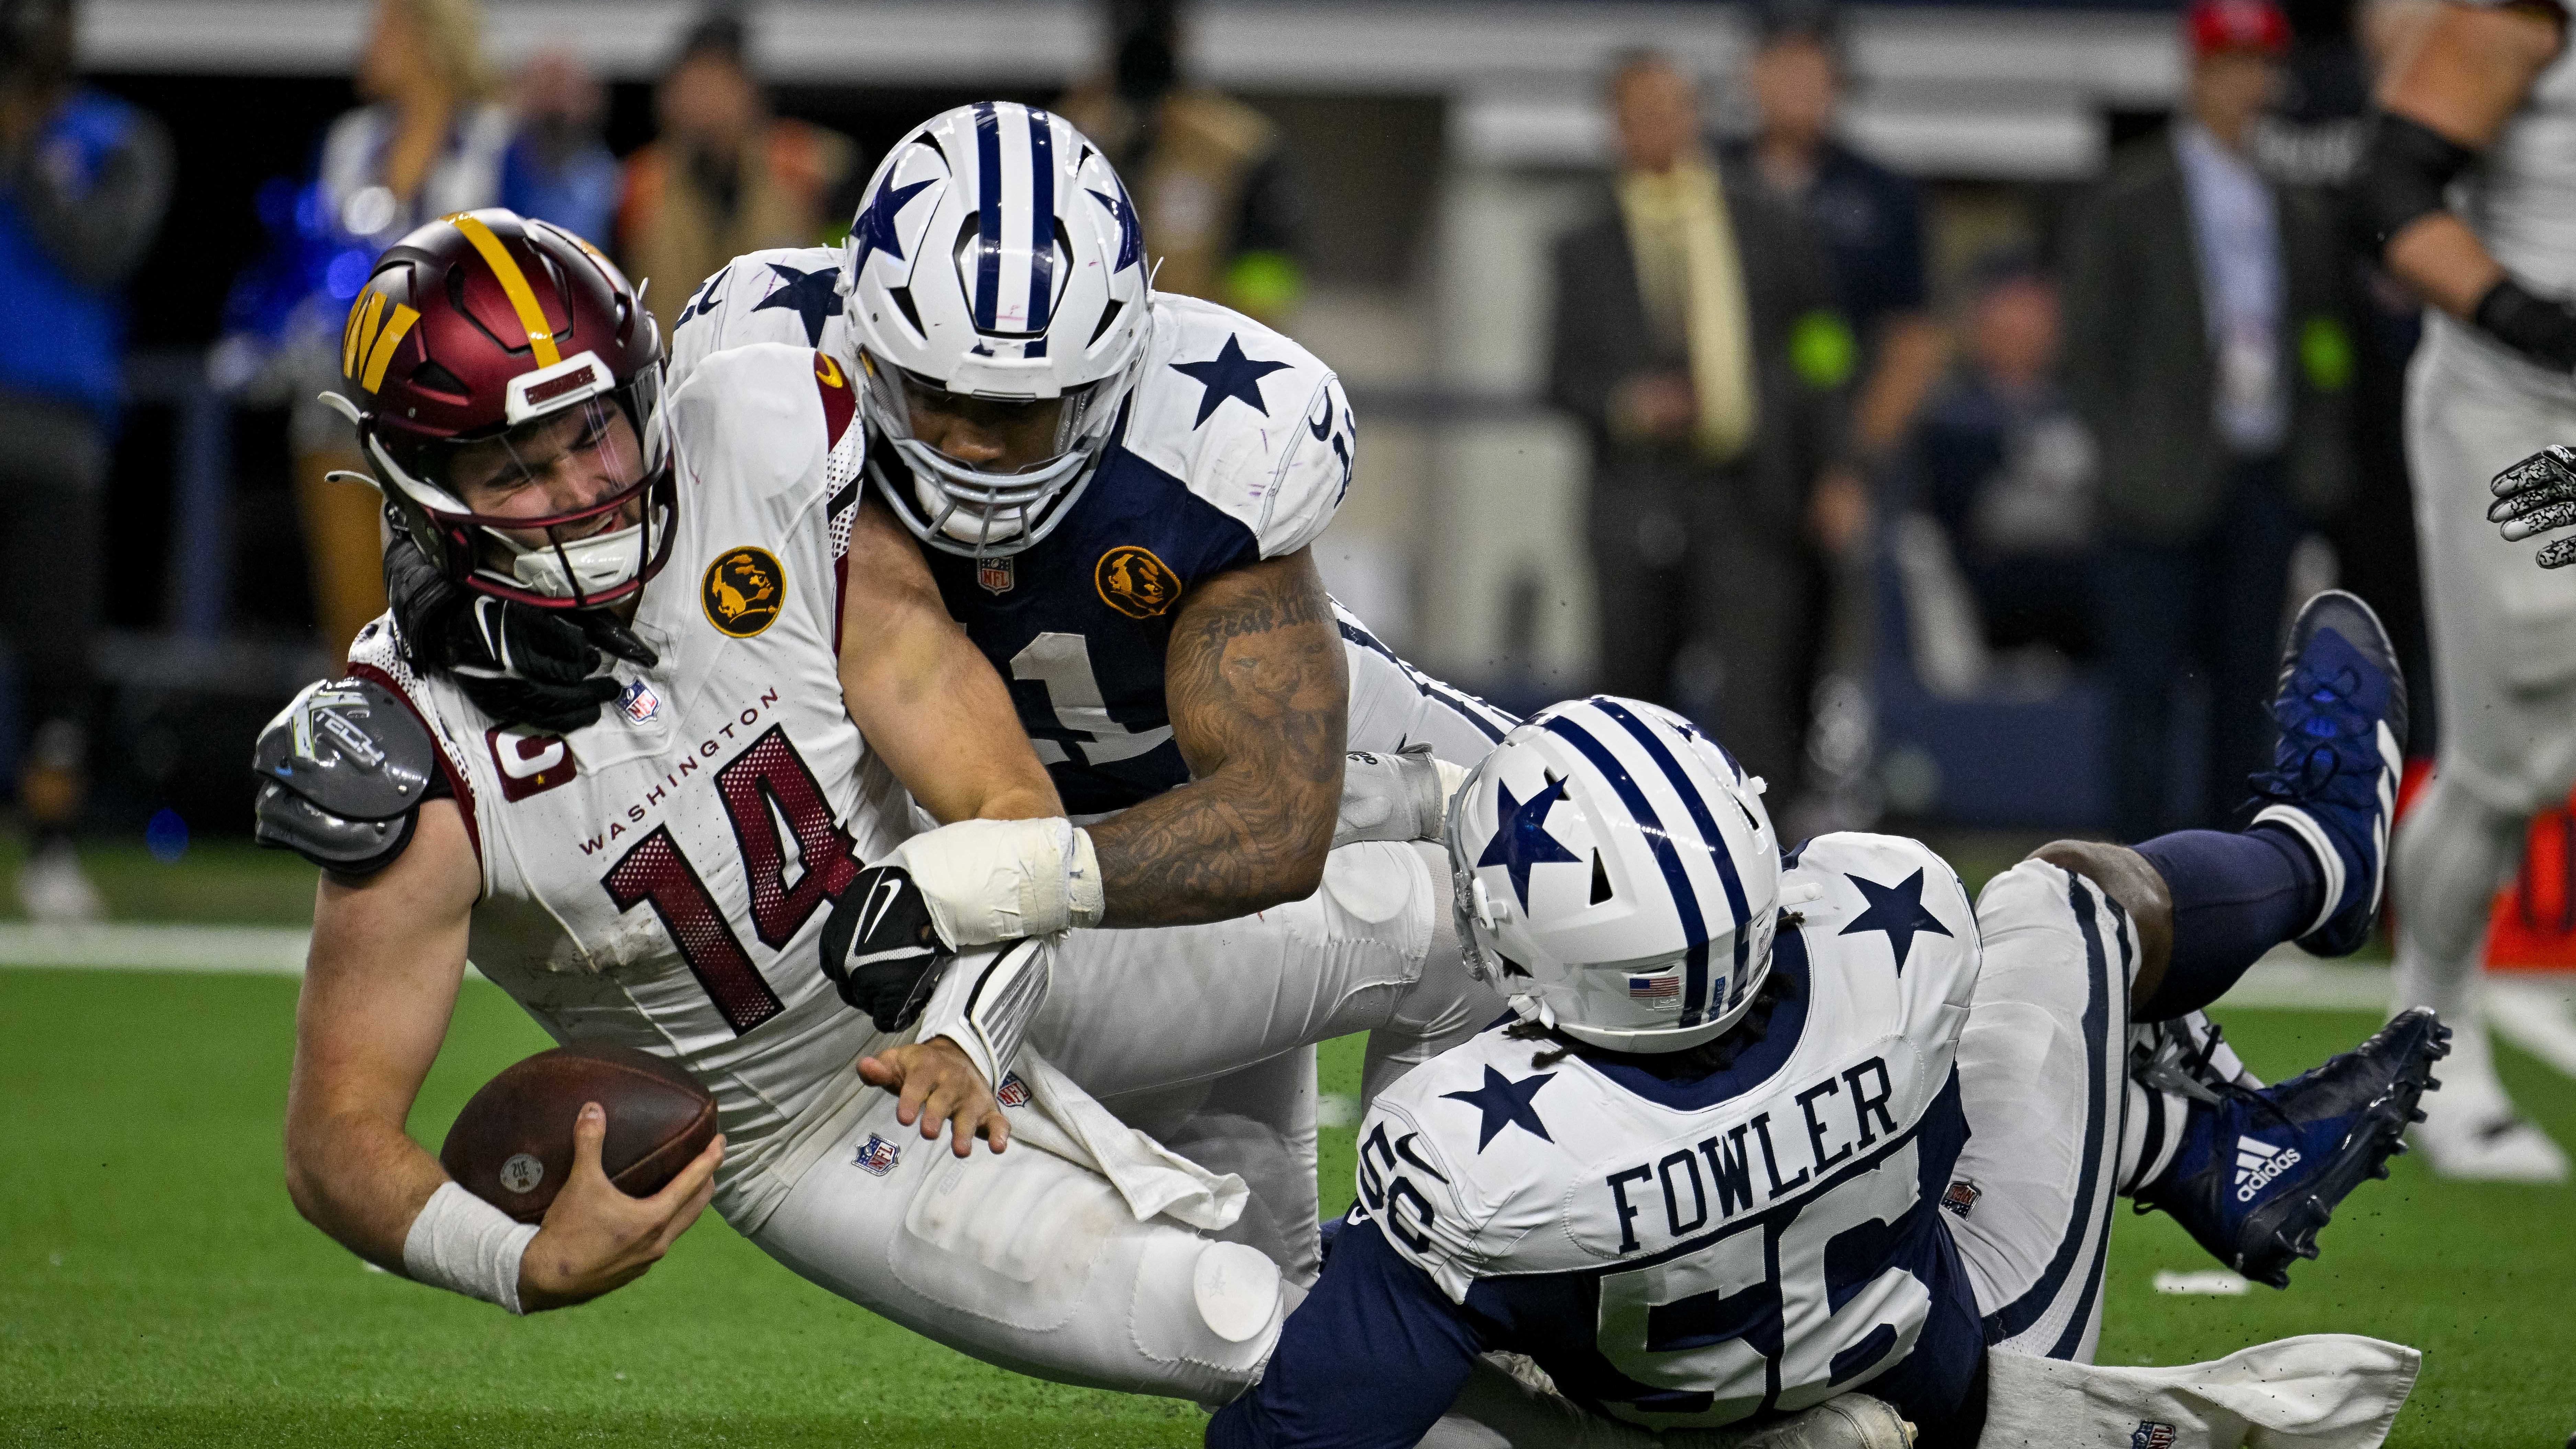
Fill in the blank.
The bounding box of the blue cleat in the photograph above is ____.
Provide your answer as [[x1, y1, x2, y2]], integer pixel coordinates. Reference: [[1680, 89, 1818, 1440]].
[[2247, 590, 2408, 958], [2135, 1008, 2449, 1288]]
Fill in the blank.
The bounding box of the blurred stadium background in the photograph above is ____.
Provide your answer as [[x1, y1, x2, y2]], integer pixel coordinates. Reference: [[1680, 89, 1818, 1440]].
[[4, 1, 2575, 1445]]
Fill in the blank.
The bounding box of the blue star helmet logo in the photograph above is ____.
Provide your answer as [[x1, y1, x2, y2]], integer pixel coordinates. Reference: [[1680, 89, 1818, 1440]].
[[1170, 334, 1294, 429], [851, 175, 935, 276], [1087, 185, 1143, 272], [751, 261, 841, 347], [1839, 868, 1953, 973], [1441, 1066, 1555, 1152], [1476, 774, 1582, 911]]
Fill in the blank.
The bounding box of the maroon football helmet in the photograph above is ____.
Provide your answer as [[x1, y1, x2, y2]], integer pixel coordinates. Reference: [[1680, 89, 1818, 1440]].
[[325, 208, 673, 610]]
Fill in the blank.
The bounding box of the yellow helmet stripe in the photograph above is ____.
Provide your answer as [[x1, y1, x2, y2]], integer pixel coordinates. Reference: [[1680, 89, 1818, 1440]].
[[449, 212, 563, 368], [360, 303, 421, 393], [344, 289, 384, 379]]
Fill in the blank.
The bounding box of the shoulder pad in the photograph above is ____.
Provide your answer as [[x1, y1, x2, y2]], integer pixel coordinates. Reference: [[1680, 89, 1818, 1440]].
[[1354, 1032, 1579, 1302], [1125, 295, 1352, 559], [251, 677, 437, 873], [665, 245, 849, 395]]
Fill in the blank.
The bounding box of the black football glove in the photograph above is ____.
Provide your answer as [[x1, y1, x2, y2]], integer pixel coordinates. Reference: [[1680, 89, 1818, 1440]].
[[383, 530, 659, 733], [2491, 445, 2576, 570], [819, 863, 952, 1032]]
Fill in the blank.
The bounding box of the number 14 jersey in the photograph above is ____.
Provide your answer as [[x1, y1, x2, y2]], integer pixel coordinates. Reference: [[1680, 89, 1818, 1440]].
[[349, 343, 915, 1232]]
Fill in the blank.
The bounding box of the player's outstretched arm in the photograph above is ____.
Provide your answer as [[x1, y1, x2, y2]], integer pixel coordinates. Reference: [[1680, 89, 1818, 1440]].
[[286, 801, 723, 1312], [2370, 5, 2563, 318], [1086, 547, 1347, 926], [284, 800, 484, 1272], [837, 498, 1064, 825]]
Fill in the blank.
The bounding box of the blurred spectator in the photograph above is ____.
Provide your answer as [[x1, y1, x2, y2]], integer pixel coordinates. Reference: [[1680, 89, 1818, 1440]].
[[1726, 1, 1940, 550], [1547, 51, 1846, 789], [2063, 0, 2355, 839], [236, 0, 515, 665], [1903, 252, 2098, 668], [0, 0, 170, 918], [502, 50, 619, 248], [617, 9, 861, 342], [1058, 0, 1306, 326]]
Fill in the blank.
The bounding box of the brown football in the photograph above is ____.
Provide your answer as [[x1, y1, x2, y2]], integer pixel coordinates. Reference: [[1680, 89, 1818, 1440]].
[[437, 1043, 718, 1224]]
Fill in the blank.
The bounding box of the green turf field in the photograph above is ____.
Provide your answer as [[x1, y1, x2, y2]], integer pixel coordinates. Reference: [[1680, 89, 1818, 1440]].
[[4, 964, 2570, 1448]]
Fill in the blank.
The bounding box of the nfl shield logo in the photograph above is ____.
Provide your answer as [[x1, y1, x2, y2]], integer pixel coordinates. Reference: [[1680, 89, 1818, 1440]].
[[618, 679, 661, 724], [853, 1133, 901, 1177], [977, 554, 1015, 594], [1942, 1179, 1982, 1218], [2131, 1422, 2179, 1449], [996, 1072, 1031, 1108]]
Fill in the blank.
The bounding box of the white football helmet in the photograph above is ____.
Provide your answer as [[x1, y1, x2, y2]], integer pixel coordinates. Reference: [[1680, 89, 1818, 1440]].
[[1449, 697, 1785, 1055], [841, 101, 1154, 558]]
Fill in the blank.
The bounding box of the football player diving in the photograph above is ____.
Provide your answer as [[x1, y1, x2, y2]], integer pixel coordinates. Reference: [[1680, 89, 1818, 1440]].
[[374, 102, 1520, 1278], [264, 203, 1530, 1412], [1216, 599, 2440, 1449]]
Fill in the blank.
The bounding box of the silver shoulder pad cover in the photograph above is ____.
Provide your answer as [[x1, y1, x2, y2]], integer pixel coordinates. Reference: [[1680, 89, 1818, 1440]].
[[251, 677, 440, 873]]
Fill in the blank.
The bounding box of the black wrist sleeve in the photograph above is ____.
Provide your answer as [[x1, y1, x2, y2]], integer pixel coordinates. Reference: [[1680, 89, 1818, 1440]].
[[2356, 111, 2478, 253], [2474, 278, 2576, 371]]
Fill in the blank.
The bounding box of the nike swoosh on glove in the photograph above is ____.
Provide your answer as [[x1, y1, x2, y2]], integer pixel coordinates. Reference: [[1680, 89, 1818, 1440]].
[[819, 863, 952, 1032], [383, 531, 659, 733]]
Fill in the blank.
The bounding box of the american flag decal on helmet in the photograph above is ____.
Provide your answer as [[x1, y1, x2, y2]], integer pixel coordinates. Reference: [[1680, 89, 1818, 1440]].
[[1628, 974, 1681, 1002]]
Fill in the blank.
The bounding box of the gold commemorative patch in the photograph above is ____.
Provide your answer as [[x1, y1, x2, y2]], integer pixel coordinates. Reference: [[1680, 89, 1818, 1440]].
[[703, 546, 785, 637], [1094, 545, 1181, 619]]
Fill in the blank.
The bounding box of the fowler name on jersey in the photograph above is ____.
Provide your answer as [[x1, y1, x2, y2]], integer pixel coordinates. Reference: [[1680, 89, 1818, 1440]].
[[1349, 833, 1988, 1428], [351, 341, 908, 1231]]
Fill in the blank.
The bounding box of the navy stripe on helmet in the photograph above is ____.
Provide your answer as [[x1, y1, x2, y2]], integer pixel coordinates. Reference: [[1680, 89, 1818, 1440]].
[[972, 102, 1003, 330], [1541, 712, 1713, 1026], [1594, 698, 1752, 1019], [1026, 108, 1055, 333]]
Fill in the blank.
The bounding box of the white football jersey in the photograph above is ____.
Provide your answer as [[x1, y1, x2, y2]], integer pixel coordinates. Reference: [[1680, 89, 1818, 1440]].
[[1349, 832, 1986, 1428], [2457, 1, 2576, 302], [352, 342, 913, 1229]]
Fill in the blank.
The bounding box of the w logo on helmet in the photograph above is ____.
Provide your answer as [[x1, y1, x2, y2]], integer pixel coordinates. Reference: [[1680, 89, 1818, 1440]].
[[342, 289, 421, 394]]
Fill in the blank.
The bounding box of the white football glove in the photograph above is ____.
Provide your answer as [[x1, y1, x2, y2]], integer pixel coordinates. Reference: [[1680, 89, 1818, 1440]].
[[1334, 744, 1468, 850]]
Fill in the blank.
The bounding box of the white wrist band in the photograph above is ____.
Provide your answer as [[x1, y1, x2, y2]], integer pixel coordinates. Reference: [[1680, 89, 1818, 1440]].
[[894, 817, 1104, 944], [403, 1180, 541, 1314]]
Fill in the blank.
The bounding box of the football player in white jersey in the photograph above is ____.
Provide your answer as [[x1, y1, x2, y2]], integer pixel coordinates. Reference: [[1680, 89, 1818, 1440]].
[[378, 103, 1515, 1275], [265, 209, 1484, 1406], [1214, 596, 2443, 1448], [2361, 0, 2576, 1179]]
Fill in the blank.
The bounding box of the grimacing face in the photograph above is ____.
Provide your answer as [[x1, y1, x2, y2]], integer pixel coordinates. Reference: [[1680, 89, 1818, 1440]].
[[447, 404, 646, 555]]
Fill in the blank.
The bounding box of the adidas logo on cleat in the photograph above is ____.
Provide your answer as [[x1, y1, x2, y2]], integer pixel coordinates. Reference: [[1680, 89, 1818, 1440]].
[[2234, 1136, 2303, 1202]]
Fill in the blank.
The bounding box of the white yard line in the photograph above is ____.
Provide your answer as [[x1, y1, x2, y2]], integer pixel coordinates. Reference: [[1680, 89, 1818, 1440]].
[[2213, 949, 2393, 1011], [2488, 977, 2576, 1078], [0, 922, 311, 973]]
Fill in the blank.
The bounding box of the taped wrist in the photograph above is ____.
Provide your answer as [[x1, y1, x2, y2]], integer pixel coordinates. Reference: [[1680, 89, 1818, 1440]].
[[1334, 745, 1462, 849], [2357, 111, 2477, 252], [403, 1180, 540, 1314], [2474, 278, 2576, 371], [891, 817, 1104, 946], [916, 936, 1054, 1089]]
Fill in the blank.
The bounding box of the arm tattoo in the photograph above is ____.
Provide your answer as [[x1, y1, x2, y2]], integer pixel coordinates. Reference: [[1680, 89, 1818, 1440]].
[[1087, 553, 1347, 926]]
